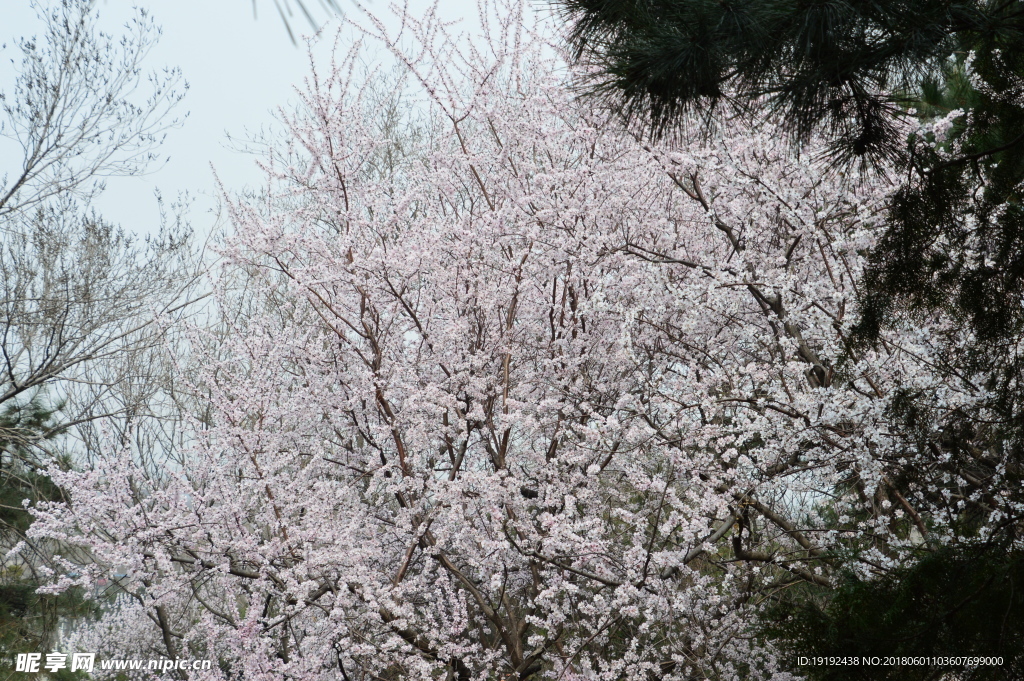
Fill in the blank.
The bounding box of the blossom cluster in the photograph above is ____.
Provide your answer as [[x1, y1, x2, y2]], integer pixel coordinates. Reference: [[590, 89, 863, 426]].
[[28, 2, 1006, 680]]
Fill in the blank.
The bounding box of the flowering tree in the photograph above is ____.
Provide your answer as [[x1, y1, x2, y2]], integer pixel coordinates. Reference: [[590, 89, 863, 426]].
[[30, 2, 1012, 680]]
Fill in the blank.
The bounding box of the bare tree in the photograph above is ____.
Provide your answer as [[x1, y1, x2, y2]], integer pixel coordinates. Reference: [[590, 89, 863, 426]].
[[0, 0, 202, 650], [0, 0, 200, 450], [0, 1, 184, 223]]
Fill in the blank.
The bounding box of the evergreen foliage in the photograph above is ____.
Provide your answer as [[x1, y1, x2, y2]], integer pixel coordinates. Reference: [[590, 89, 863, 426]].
[[761, 545, 1024, 680], [0, 394, 65, 537], [560, 2, 1024, 454], [561, 0, 1024, 675], [0, 396, 84, 659], [856, 49, 1024, 495], [560, 0, 1022, 159]]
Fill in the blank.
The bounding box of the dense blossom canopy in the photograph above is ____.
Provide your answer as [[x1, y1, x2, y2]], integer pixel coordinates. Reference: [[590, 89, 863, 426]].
[[28, 3, 1016, 680]]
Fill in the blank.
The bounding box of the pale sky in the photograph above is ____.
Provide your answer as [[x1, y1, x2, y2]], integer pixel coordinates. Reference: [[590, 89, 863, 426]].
[[1, 0, 485, 239]]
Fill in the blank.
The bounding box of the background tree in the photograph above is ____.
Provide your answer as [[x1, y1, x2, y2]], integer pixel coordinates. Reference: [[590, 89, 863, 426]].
[[0, 0, 199, 659], [763, 543, 1024, 681]]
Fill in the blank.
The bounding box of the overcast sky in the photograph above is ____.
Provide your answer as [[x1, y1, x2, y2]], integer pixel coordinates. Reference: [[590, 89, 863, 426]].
[[2, 0, 483, 239]]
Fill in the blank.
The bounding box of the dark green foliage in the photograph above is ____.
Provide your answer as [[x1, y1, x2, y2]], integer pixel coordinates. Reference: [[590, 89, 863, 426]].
[[561, 2, 1024, 408], [0, 394, 81, 659], [0, 394, 66, 534], [848, 45, 1024, 561], [0, 394, 63, 453], [561, 1, 1024, 676], [0, 580, 95, 659], [560, 2, 1024, 446], [761, 545, 1024, 680], [560, 0, 1024, 532], [560, 0, 1023, 163]]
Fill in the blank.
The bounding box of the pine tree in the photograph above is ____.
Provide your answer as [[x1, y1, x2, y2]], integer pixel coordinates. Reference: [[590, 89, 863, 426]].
[[761, 545, 1024, 680], [0, 395, 92, 661], [559, 0, 1024, 424], [561, 1, 1024, 674]]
